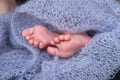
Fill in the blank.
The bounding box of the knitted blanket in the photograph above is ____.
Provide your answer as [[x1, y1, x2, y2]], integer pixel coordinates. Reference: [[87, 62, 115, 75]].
[[0, 0, 120, 80]]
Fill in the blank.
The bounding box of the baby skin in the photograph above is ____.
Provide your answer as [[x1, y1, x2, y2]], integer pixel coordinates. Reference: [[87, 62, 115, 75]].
[[22, 25, 91, 58], [22, 25, 59, 48]]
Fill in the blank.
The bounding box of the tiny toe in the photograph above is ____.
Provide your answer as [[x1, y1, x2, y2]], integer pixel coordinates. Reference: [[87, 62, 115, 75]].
[[39, 43, 45, 49], [54, 37, 60, 43], [33, 41, 39, 47], [22, 29, 31, 37], [28, 39, 34, 45], [58, 35, 64, 41], [47, 47, 57, 56], [50, 40, 56, 45], [64, 35, 71, 41], [25, 35, 32, 40]]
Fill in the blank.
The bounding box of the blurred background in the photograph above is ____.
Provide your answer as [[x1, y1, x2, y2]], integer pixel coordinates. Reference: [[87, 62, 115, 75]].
[[0, 0, 27, 14], [0, 0, 16, 14]]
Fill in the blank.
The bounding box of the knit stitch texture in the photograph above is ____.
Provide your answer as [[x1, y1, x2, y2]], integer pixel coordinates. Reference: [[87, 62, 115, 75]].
[[0, 0, 120, 80]]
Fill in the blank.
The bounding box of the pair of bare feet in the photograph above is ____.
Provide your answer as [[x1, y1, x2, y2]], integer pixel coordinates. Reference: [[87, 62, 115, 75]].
[[22, 25, 91, 58]]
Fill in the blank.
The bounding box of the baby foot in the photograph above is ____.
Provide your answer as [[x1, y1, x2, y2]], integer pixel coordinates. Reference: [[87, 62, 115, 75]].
[[47, 33, 91, 58], [22, 25, 58, 48]]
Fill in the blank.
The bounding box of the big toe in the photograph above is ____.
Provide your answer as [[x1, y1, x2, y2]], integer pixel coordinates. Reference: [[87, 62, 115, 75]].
[[58, 35, 65, 41], [22, 28, 33, 37], [25, 35, 32, 40], [64, 35, 71, 41], [47, 47, 58, 56]]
